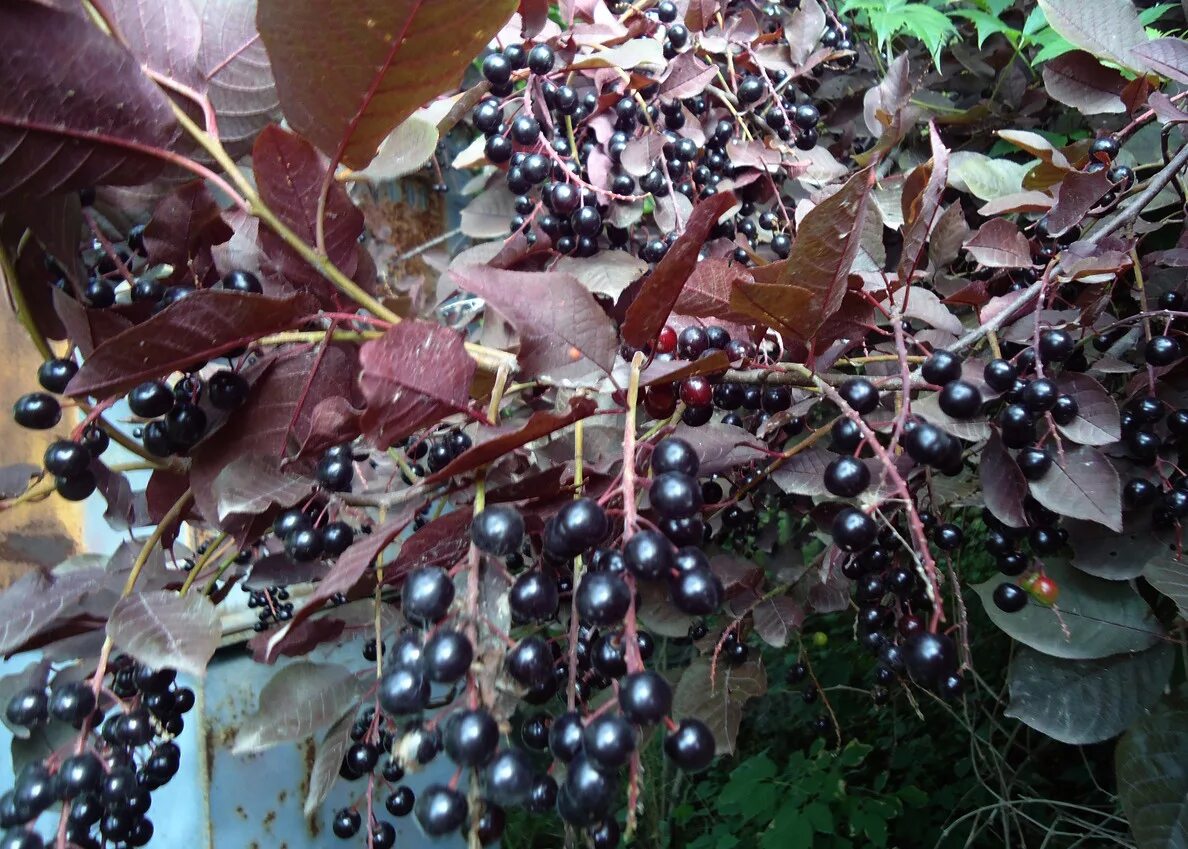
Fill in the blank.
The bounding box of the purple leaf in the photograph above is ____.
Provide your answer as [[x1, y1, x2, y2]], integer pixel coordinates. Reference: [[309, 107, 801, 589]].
[[1042, 51, 1128, 115], [963, 218, 1033, 268], [67, 290, 317, 399], [0, 464, 38, 499], [212, 455, 315, 522], [0, 1, 182, 201], [981, 432, 1028, 528], [0, 568, 106, 655], [899, 122, 949, 280], [143, 180, 233, 282], [303, 714, 353, 817], [198, 0, 282, 157], [622, 191, 738, 348], [863, 54, 913, 142], [450, 265, 619, 378], [1044, 170, 1113, 237], [1055, 373, 1121, 446], [668, 422, 766, 475], [253, 126, 363, 300], [257, 0, 517, 168], [92, 462, 137, 532], [1036, 0, 1151, 73], [106, 591, 221, 679], [672, 658, 767, 755], [358, 320, 475, 449], [659, 52, 718, 99], [1029, 445, 1122, 531], [770, 448, 831, 497], [751, 596, 804, 647], [232, 661, 366, 753], [388, 510, 472, 580], [105, 0, 203, 89], [1133, 38, 1188, 85]]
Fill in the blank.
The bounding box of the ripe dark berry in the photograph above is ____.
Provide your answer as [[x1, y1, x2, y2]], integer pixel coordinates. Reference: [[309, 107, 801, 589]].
[[837, 378, 878, 414], [49, 681, 96, 723], [509, 570, 559, 622], [315, 453, 352, 492], [221, 269, 262, 293], [482, 53, 512, 85], [583, 714, 636, 769], [922, 350, 963, 385], [58, 753, 103, 800], [1017, 447, 1052, 481], [832, 507, 877, 552], [43, 440, 90, 477], [321, 521, 354, 556], [1021, 378, 1058, 413], [414, 783, 469, 836], [651, 437, 699, 476], [378, 666, 429, 715], [1038, 328, 1074, 362], [1088, 136, 1120, 160], [831, 418, 862, 452], [983, 358, 1017, 392], [207, 370, 249, 410], [939, 380, 982, 419], [423, 629, 473, 683], [670, 565, 723, 615], [794, 103, 820, 129], [37, 358, 78, 394], [933, 523, 964, 551], [1051, 394, 1079, 425], [1124, 478, 1158, 508], [677, 326, 709, 359], [511, 115, 540, 145], [13, 393, 61, 430], [127, 380, 174, 418], [649, 472, 702, 519], [5, 687, 47, 727], [575, 571, 631, 626], [737, 75, 764, 104], [485, 748, 535, 806], [284, 527, 323, 562], [402, 566, 455, 625], [618, 670, 672, 724], [444, 709, 499, 767], [470, 505, 525, 556], [903, 632, 958, 689], [527, 43, 555, 74], [386, 786, 415, 817], [824, 456, 870, 498], [554, 498, 610, 554], [993, 582, 1028, 613], [1145, 335, 1181, 366], [624, 530, 675, 580], [507, 635, 553, 688]]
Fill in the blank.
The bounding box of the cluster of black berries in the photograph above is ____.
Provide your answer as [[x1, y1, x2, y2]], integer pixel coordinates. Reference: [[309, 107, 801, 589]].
[[272, 499, 356, 564], [401, 428, 472, 479], [245, 583, 295, 631], [0, 659, 192, 849], [469, 1, 846, 265]]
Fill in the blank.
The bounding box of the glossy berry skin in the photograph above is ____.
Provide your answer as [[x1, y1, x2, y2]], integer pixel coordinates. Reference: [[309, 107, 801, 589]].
[[1017, 448, 1052, 481], [221, 269, 262, 293], [993, 582, 1028, 613], [509, 570, 559, 622], [555, 498, 610, 554], [656, 326, 678, 354], [559, 756, 619, 825], [402, 566, 455, 626], [378, 666, 429, 715], [1051, 394, 1079, 425], [824, 456, 869, 498], [414, 784, 469, 837], [1028, 574, 1060, 605], [679, 376, 712, 407], [623, 530, 675, 580], [507, 636, 553, 688], [444, 709, 499, 767], [485, 748, 535, 806], [321, 521, 354, 556], [736, 75, 764, 104], [58, 753, 102, 799], [481, 53, 512, 85], [1038, 328, 1075, 362], [938, 381, 982, 419], [13, 393, 61, 429], [832, 508, 877, 552], [664, 718, 716, 772], [1124, 478, 1158, 508], [49, 681, 96, 723], [44, 440, 90, 477], [386, 786, 415, 817], [583, 714, 637, 769], [285, 527, 323, 562], [669, 565, 723, 615], [127, 380, 174, 418], [470, 505, 525, 557], [423, 630, 473, 683], [5, 688, 47, 727], [922, 350, 963, 385], [837, 378, 878, 414], [1021, 378, 1059, 413], [37, 358, 78, 394], [1146, 335, 1182, 366], [618, 670, 672, 724], [983, 358, 1017, 392], [903, 632, 958, 689], [315, 454, 352, 492], [575, 571, 632, 626], [649, 472, 702, 519], [527, 43, 555, 74], [933, 523, 964, 551], [207, 370, 249, 410], [651, 437, 700, 476]]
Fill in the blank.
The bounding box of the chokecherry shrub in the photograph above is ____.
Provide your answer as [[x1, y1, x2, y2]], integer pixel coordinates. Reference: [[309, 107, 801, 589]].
[[0, 0, 1186, 847]]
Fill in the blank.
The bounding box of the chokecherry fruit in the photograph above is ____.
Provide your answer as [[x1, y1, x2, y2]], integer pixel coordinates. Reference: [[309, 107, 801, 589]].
[[649, 472, 702, 519], [127, 380, 174, 418], [470, 504, 526, 557], [402, 566, 455, 625], [623, 530, 675, 580], [37, 358, 78, 394], [903, 632, 958, 689], [938, 381, 982, 419], [993, 582, 1028, 613], [423, 629, 473, 683], [13, 393, 61, 430], [509, 570, 560, 622], [583, 714, 637, 769], [575, 571, 632, 626], [651, 437, 700, 476], [414, 783, 469, 836], [837, 378, 879, 414], [618, 670, 672, 724], [1146, 335, 1182, 366], [824, 456, 870, 498], [922, 350, 963, 385], [444, 709, 499, 767], [832, 508, 877, 552]]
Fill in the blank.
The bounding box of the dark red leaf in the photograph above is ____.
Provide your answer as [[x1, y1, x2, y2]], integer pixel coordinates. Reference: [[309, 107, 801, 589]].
[[672, 258, 755, 321], [251, 616, 346, 663], [105, 0, 203, 90], [668, 422, 767, 475], [10, 193, 83, 283], [622, 192, 737, 348], [1029, 445, 1122, 532], [386, 510, 471, 581], [257, 0, 517, 169], [358, 320, 475, 449], [422, 397, 599, 485], [91, 462, 136, 532], [660, 52, 718, 99], [899, 122, 949, 280], [253, 126, 363, 300], [9, 243, 68, 343], [685, 0, 722, 30], [963, 218, 1033, 268], [1044, 170, 1113, 236], [1132, 38, 1188, 85], [450, 265, 619, 378], [519, 0, 550, 36], [638, 351, 732, 388], [980, 432, 1028, 528], [1042, 51, 1128, 115], [144, 181, 233, 282], [732, 171, 873, 342], [67, 290, 317, 399], [51, 288, 134, 357], [0, 1, 182, 201]]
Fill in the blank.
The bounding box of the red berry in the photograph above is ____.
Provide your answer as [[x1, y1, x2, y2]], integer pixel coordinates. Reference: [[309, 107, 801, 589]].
[[656, 326, 677, 354], [679, 376, 712, 407]]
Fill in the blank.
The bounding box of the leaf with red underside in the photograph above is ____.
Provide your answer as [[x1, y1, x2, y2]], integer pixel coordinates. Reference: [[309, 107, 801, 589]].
[[963, 218, 1032, 268], [358, 320, 475, 449], [0, 2, 181, 201], [899, 122, 949, 280], [752, 596, 804, 647], [257, 0, 517, 169], [672, 258, 755, 321], [422, 397, 599, 485], [1042, 51, 1128, 115], [622, 192, 737, 348], [144, 181, 233, 282], [1036, 0, 1150, 74], [8, 193, 83, 284], [1132, 38, 1188, 85], [1044, 170, 1113, 237], [450, 265, 618, 379], [252, 617, 346, 664], [732, 171, 873, 342], [105, 0, 203, 90], [519, 0, 550, 36], [660, 52, 718, 99], [253, 126, 363, 300], [1055, 373, 1121, 446], [7, 245, 67, 343], [198, 0, 281, 158], [981, 432, 1028, 529], [66, 290, 316, 399], [386, 510, 472, 581], [266, 503, 421, 658], [637, 351, 732, 388], [668, 422, 767, 476], [685, 0, 722, 31], [212, 455, 315, 523], [1029, 445, 1122, 532]]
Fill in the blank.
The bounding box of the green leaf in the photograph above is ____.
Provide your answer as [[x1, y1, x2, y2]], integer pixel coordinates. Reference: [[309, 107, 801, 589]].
[[896, 3, 958, 64], [763, 804, 814, 849], [1032, 29, 1078, 63], [1023, 5, 1048, 36], [1036, 0, 1151, 72], [805, 801, 835, 833], [951, 9, 1018, 48], [1139, 3, 1177, 24], [898, 785, 929, 807], [1116, 687, 1188, 849], [864, 813, 889, 847]]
